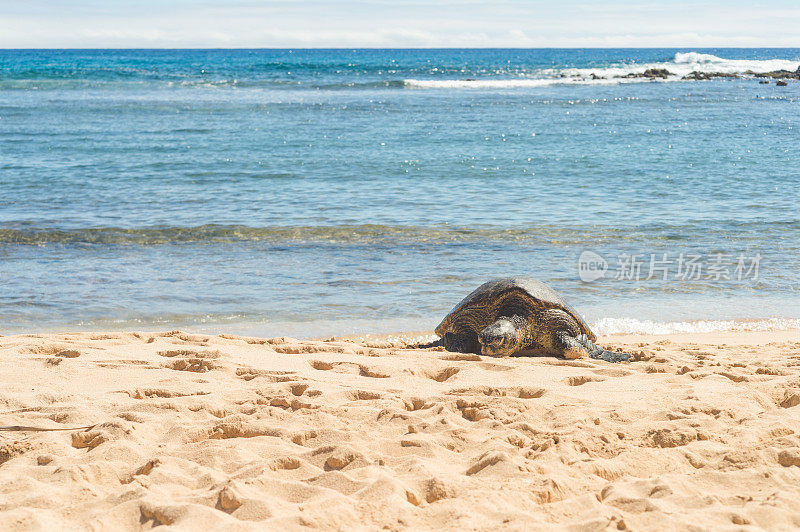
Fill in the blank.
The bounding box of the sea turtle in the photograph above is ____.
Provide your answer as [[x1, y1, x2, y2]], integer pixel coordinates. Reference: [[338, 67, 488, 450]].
[[435, 278, 629, 363]]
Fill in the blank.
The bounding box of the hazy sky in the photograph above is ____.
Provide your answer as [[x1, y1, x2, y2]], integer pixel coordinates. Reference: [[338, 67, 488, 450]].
[[2, 1, 799, 48]]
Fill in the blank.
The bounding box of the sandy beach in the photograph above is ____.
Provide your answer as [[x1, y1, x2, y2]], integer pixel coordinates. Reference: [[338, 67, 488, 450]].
[[0, 328, 798, 530]]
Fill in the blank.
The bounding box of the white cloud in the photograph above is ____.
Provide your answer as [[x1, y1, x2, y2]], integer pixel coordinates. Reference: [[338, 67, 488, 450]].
[[0, 1, 798, 48]]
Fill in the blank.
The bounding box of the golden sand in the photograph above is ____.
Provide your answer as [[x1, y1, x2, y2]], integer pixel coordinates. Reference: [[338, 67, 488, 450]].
[[0, 329, 799, 530]]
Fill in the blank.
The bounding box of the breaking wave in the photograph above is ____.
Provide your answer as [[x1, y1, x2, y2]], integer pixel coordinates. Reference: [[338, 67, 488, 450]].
[[673, 52, 725, 64]]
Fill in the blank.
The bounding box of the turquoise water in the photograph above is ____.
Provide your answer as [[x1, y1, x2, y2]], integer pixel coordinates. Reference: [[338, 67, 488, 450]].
[[1, 49, 799, 336]]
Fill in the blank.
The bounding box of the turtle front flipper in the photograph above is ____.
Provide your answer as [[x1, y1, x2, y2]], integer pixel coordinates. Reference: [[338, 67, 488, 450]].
[[442, 332, 480, 354], [536, 309, 630, 363], [553, 331, 631, 363]]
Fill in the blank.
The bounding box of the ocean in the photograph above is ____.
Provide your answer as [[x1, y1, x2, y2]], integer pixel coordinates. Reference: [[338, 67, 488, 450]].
[[1, 48, 799, 337]]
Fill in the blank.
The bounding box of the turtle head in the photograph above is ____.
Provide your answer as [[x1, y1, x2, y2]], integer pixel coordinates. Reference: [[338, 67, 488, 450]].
[[478, 319, 519, 357]]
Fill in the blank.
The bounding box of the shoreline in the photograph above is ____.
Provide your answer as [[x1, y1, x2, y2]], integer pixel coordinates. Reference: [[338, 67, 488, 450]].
[[1, 327, 798, 529], [4, 315, 800, 342], [335, 327, 800, 348]]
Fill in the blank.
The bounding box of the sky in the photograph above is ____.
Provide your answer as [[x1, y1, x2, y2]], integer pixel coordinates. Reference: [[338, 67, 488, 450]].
[[1, 1, 799, 48]]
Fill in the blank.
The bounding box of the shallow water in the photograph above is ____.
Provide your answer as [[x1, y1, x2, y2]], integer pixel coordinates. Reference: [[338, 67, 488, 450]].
[[1, 49, 799, 336]]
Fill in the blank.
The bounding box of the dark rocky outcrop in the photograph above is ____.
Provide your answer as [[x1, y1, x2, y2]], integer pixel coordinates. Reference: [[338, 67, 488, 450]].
[[682, 71, 739, 81], [643, 68, 672, 78], [750, 66, 800, 80], [553, 65, 800, 84], [616, 68, 673, 79], [678, 66, 799, 83], [776, 80, 788, 86]]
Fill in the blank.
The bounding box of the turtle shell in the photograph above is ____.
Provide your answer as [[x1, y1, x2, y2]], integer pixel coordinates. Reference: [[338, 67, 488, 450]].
[[435, 278, 596, 341]]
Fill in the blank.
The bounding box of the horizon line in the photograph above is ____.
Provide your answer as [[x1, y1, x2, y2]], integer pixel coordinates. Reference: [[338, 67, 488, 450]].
[[2, 46, 800, 51]]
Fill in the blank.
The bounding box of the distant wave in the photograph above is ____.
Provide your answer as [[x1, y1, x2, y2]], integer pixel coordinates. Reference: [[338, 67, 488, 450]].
[[1, 221, 796, 246], [593, 317, 800, 335], [405, 52, 800, 89], [0, 223, 620, 245], [403, 77, 623, 89], [0, 223, 569, 245], [644, 51, 798, 76], [0, 78, 408, 91], [4, 52, 798, 92]]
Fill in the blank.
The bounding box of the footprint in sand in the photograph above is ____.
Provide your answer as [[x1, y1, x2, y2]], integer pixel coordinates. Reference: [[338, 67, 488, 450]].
[[778, 390, 800, 408], [454, 399, 493, 421], [289, 383, 309, 396], [207, 419, 284, 440], [347, 390, 383, 401], [95, 359, 152, 368], [308, 360, 334, 371], [53, 349, 80, 358], [24, 344, 82, 358], [273, 342, 359, 355], [267, 456, 304, 471], [307, 360, 391, 378], [515, 387, 547, 398], [542, 359, 595, 368], [424, 367, 460, 382], [155, 331, 213, 346], [479, 362, 514, 372], [591, 368, 633, 377], [466, 451, 519, 476], [357, 364, 392, 378], [447, 385, 545, 399], [307, 445, 369, 472], [236, 367, 297, 382], [267, 396, 319, 410], [755, 367, 786, 376], [717, 371, 748, 383], [162, 358, 216, 373], [158, 349, 221, 360], [562, 375, 606, 386], [404, 397, 433, 411], [440, 353, 482, 362], [126, 388, 209, 399]]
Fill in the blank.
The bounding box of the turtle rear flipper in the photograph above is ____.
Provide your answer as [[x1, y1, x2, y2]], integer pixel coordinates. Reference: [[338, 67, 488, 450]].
[[591, 350, 631, 363], [574, 333, 630, 363]]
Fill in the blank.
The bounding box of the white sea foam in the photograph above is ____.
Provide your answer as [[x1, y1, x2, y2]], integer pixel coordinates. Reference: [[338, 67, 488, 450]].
[[403, 77, 627, 89], [404, 52, 800, 89], [592, 317, 800, 336], [673, 52, 726, 64], [551, 52, 799, 81], [215, 316, 799, 340]]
